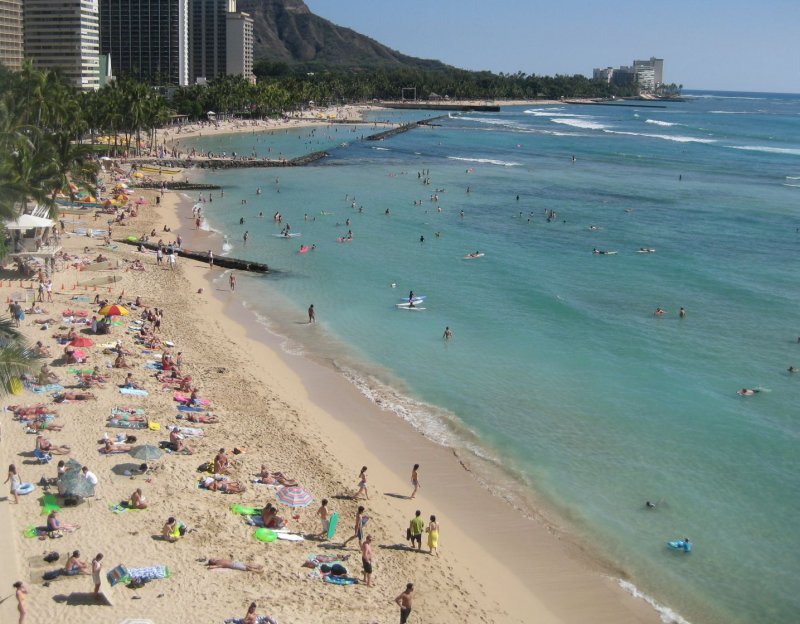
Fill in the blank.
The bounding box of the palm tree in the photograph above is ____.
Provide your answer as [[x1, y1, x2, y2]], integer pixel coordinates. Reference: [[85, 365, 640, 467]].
[[0, 317, 41, 396]]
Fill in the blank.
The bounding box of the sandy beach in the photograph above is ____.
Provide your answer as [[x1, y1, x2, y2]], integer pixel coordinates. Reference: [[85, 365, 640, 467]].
[[1, 114, 663, 624]]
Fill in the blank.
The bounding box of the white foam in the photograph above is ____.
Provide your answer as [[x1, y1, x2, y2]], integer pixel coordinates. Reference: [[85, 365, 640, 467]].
[[708, 110, 750, 115], [617, 579, 692, 624], [645, 119, 679, 127], [551, 118, 609, 131], [372, 147, 390, 151], [784, 183, 800, 188], [730, 145, 800, 156], [786, 175, 800, 180], [447, 156, 522, 167], [524, 108, 586, 118], [606, 130, 716, 144]]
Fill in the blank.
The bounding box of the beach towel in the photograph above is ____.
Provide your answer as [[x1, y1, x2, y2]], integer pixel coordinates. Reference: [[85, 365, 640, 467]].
[[112, 407, 146, 416], [143, 362, 163, 370], [324, 575, 358, 585], [31, 384, 64, 394], [176, 405, 204, 413], [174, 393, 210, 405], [68, 368, 94, 375], [172, 426, 204, 437], [224, 617, 277, 624], [119, 387, 148, 396], [107, 418, 148, 430], [109, 502, 147, 514], [126, 565, 170, 582], [231, 504, 262, 516]]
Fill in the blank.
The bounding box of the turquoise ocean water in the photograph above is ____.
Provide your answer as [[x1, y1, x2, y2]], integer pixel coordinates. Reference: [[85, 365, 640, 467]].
[[182, 92, 799, 624]]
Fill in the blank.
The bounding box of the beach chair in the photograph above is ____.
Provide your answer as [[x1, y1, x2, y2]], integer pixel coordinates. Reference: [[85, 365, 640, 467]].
[[33, 449, 52, 464]]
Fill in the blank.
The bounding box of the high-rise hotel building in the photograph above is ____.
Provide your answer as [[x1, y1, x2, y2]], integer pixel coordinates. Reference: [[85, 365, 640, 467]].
[[0, 0, 23, 70], [24, 0, 101, 90], [100, 0, 189, 86], [226, 5, 253, 80], [190, 0, 253, 83]]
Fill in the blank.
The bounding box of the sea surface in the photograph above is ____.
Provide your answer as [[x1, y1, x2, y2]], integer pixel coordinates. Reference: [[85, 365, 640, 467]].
[[181, 91, 800, 624]]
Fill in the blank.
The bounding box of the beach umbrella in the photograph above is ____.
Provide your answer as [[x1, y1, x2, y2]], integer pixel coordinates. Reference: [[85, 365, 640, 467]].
[[58, 469, 95, 498], [129, 445, 163, 461], [69, 337, 94, 347], [275, 485, 314, 507], [99, 304, 129, 317]]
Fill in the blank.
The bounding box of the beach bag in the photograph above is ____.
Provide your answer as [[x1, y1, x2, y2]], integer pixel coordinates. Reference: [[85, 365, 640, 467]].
[[406, 528, 412, 541], [43, 551, 60, 563], [43, 569, 62, 580]]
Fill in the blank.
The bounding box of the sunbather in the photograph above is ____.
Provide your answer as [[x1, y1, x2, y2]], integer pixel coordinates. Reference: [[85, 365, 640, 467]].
[[260, 504, 286, 529], [64, 550, 90, 575], [257, 465, 298, 486], [183, 412, 219, 424], [100, 439, 133, 454], [33, 341, 52, 357], [47, 510, 79, 533], [161, 516, 185, 542], [38, 365, 60, 386], [54, 391, 96, 402], [206, 558, 262, 572], [213, 449, 230, 474], [113, 353, 130, 368], [130, 488, 148, 509], [199, 476, 245, 493], [9, 404, 50, 416], [27, 420, 63, 432], [169, 429, 193, 454], [122, 373, 144, 390], [36, 435, 70, 454]]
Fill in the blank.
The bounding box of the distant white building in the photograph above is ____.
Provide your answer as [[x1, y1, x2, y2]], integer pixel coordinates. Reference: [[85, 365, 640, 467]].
[[225, 8, 254, 81], [24, 0, 101, 90], [0, 0, 24, 70], [594, 57, 664, 93]]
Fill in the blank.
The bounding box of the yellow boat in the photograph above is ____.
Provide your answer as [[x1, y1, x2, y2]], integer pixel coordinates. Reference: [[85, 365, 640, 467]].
[[139, 165, 182, 175]]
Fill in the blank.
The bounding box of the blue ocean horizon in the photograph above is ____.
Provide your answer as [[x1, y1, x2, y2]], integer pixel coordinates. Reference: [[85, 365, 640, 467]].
[[181, 90, 800, 624]]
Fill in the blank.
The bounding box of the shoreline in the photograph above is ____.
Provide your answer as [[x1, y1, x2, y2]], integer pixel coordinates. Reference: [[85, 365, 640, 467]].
[[174, 188, 671, 622]]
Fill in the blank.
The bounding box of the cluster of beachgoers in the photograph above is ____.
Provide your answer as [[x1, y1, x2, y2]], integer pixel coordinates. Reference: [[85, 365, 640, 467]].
[[1, 109, 665, 624]]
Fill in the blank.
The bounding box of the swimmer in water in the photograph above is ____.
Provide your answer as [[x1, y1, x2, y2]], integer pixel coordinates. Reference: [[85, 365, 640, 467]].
[[654, 308, 666, 316], [738, 388, 760, 396], [788, 366, 797, 373], [645, 501, 656, 509]]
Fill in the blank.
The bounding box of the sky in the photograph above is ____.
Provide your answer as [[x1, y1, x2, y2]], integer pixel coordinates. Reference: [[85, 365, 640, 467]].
[[304, 0, 800, 93]]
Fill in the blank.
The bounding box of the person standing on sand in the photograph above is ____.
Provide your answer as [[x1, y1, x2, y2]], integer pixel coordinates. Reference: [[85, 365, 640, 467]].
[[361, 534, 374, 586], [316, 498, 330, 538], [409, 511, 424, 551], [342, 505, 367, 549], [395, 582, 415, 623], [207, 250, 213, 269], [13, 581, 27, 624], [91, 553, 103, 600], [426, 515, 440, 556], [410, 464, 420, 499], [308, 304, 315, 324], [5, 464, 21, 504], [353, 466, 368, 500], [229, 273, 236, 292]]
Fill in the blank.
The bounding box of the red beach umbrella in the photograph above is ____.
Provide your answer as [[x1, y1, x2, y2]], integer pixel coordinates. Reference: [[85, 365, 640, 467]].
[[69, 337, 94, 347]]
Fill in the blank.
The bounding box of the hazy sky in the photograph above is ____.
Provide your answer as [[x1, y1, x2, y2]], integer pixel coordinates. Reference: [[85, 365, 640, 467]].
[[305, 0, 799, 93]]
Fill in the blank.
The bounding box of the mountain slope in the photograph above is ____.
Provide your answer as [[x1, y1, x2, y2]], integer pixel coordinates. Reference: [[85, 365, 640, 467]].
[[237, 0, 449, 70]]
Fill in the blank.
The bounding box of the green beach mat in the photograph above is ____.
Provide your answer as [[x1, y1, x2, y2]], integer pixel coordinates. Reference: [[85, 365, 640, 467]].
[[68, 368, 94, 375], [231, 504, 261, 516], [23, 526, 39, 538]]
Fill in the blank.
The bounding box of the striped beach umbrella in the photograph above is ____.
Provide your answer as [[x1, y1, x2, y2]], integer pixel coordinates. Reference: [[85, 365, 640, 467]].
[[275, 485, 314, 507], [98, 304, 129, 317]]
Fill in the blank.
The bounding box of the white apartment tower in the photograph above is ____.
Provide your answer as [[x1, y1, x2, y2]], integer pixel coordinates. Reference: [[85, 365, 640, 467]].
[[24, 0, 101, 90], [225, 8, 253, 79], [0, 0, 24, 70]]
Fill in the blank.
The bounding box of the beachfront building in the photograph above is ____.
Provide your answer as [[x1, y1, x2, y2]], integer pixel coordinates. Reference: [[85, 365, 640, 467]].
[[225, 7, 253, 80], [99, 0, 189, 86], [593, 57, 663, 94], [190, 0, 227, 83], [23, 0, 101, 90], [0, 0, 23, 70], [3, 205, 61, 279]]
